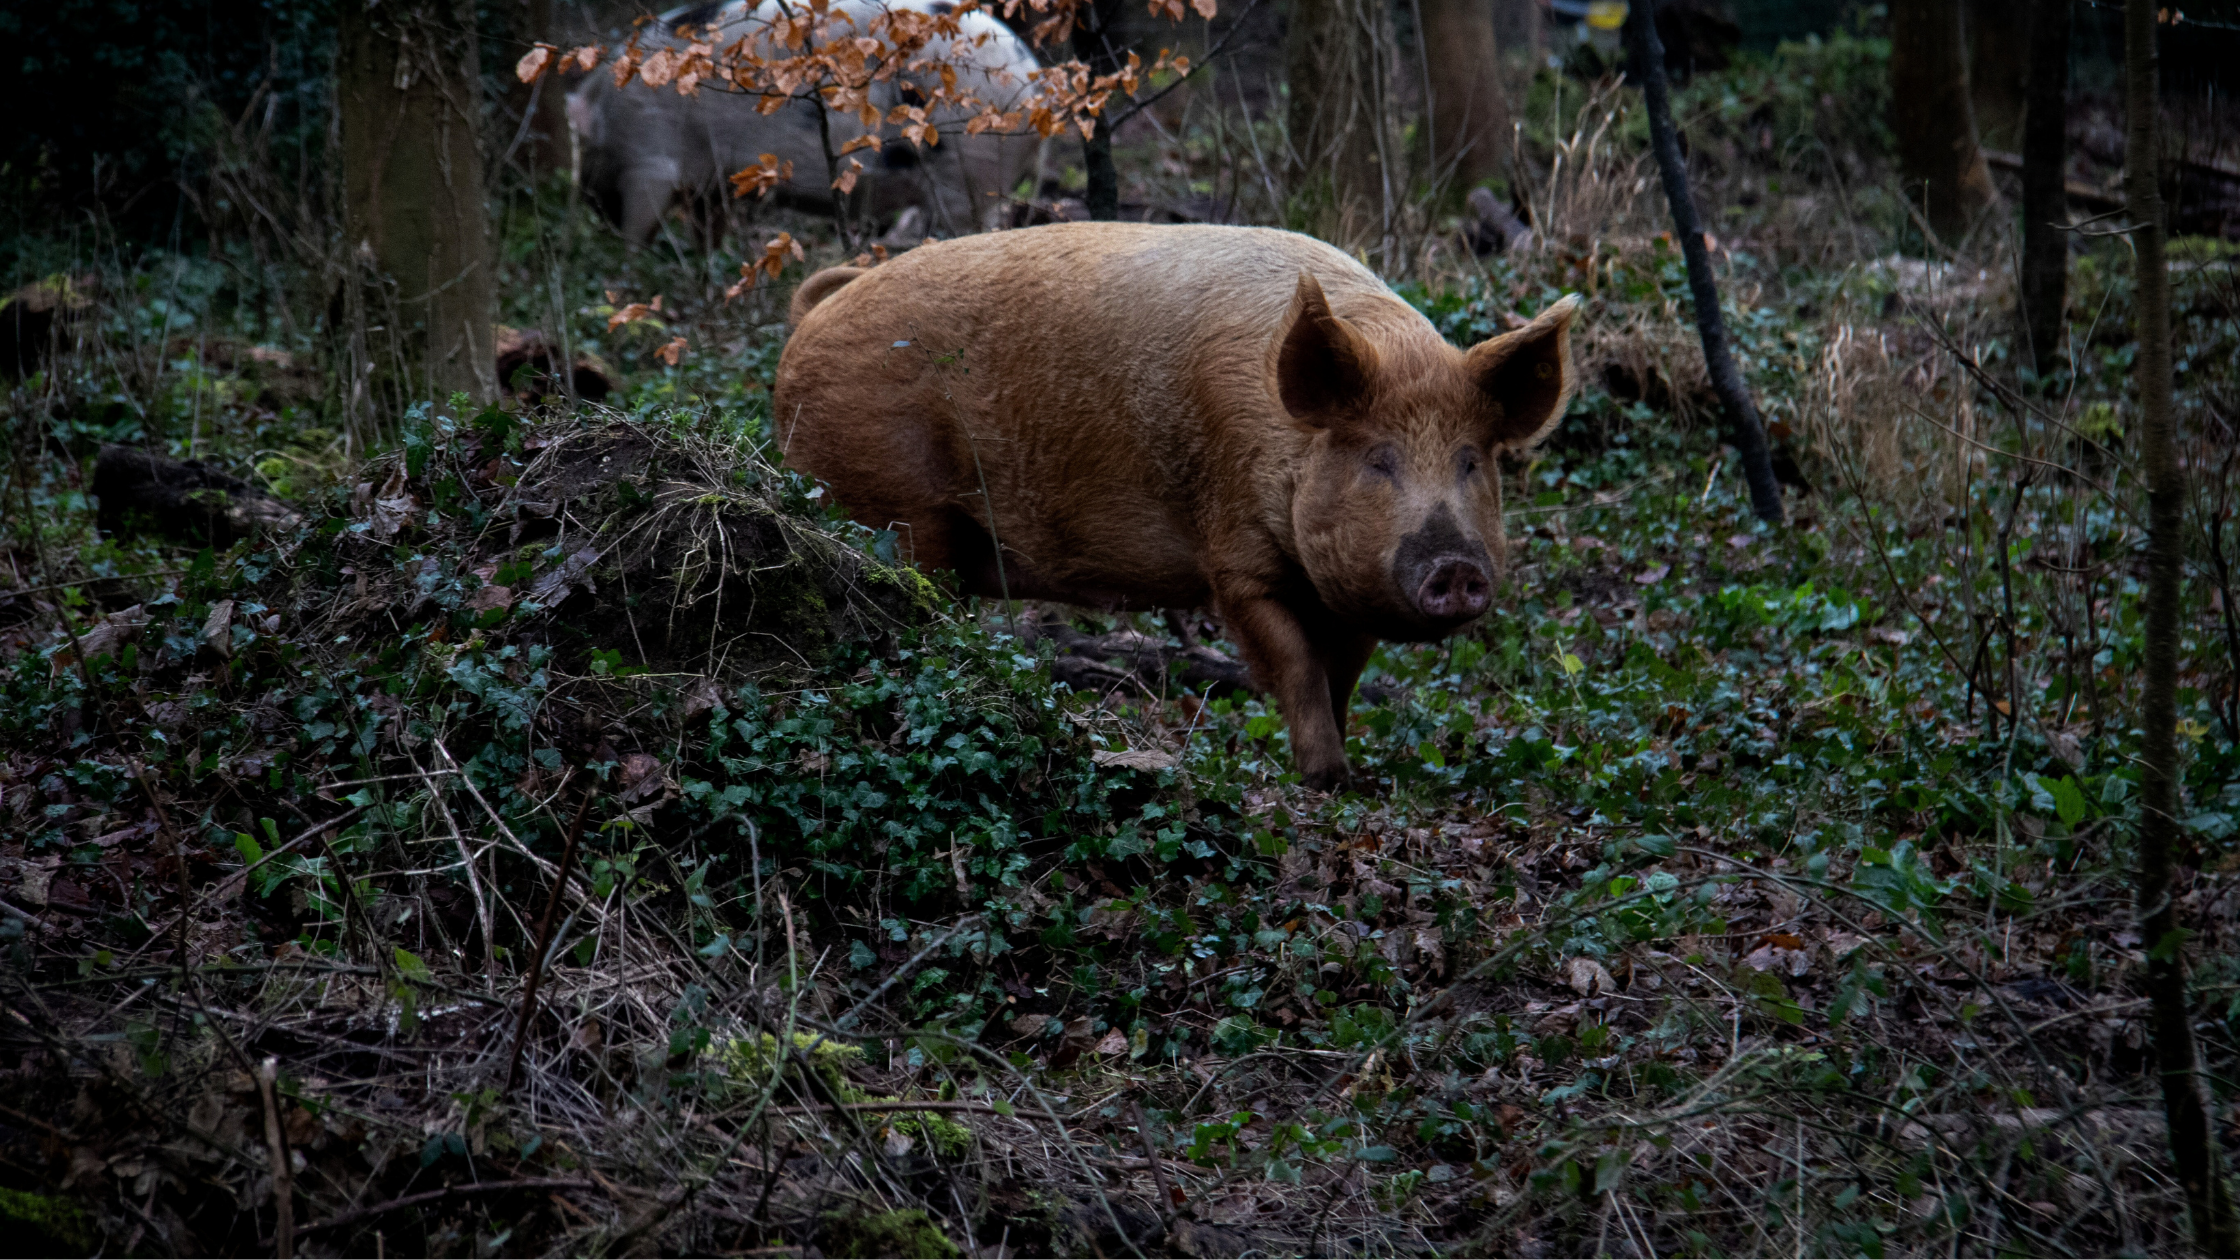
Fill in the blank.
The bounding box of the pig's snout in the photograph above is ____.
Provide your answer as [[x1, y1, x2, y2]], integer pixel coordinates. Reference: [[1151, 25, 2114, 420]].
[[1415, 556, 1490, 620], [1393, 504, 1493, 627]]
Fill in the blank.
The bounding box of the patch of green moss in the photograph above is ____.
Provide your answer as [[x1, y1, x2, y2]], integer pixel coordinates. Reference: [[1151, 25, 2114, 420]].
[[862, 559, 944, 625], [0, 1186, 95, 1254], [891, 1109, 973, 1160], [718, 1032, 863, 1096], [714, 1035, 972, 1158], [819, 1207, 961, 1259]]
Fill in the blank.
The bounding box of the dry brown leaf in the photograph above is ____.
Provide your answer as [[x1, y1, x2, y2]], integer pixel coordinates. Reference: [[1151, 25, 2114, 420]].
[[64, 604, 150, 663], [202, 599, 235, 658], [516, 44, 554, 83], [1743, 942, 1812, 976], [1092, 748, 1176, 772], [617, 753, 666, 804], [1561, 956, 1616, 997]]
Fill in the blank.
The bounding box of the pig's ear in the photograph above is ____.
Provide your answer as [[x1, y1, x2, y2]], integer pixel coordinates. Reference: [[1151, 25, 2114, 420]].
[[1278, 272, 1380, 428], [1464, 293, 1581, 448]]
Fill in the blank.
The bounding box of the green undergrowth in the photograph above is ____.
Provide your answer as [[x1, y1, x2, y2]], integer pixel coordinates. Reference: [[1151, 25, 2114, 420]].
[[6, 134, 2240, 1255], [8, 266, 2240, 1250]]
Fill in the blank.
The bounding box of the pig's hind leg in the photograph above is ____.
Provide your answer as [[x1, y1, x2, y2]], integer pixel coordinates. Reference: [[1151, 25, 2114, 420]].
[[848, 498, 1064, 604]]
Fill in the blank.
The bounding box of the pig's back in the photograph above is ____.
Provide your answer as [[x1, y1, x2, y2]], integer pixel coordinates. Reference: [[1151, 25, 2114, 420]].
[[777, 223, 1429, 602], [789, 223, 1421, 456]]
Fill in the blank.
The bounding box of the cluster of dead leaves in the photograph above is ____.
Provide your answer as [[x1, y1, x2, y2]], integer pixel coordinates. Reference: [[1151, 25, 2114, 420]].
[[728, 152, 797, 199], [604, 292, 689, 364], [515, 0, 1211, 187], [725, 234, 809, 300]]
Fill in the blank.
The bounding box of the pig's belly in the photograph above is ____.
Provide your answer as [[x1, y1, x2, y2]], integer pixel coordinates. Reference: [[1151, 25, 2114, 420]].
[[1005, 500, 1214, 612]]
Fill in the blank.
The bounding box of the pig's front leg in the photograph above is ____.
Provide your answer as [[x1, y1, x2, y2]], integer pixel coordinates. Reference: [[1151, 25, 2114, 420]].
[[1220, 594, 1351, 790]]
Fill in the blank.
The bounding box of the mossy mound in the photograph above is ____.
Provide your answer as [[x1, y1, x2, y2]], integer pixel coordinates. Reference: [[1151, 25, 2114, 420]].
[[818, 1207, 963, 1259], [300, 413, 937, 681]]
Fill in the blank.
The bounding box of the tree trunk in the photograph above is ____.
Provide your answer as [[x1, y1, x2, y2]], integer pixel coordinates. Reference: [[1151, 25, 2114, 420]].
[[1490, 0, 1539, 63], [1416, 0, 1509, 192], [1072, 0, 1128, 221], [1285, 0, 1394, 248], [2126, 0, 2240, 1250], [1891, 0, 1997, 242], [2019, 0, 2070, 372], [1967, 0, 2032, 152], [337, 0, 498, 405], [1622, 0, 1783, 524]]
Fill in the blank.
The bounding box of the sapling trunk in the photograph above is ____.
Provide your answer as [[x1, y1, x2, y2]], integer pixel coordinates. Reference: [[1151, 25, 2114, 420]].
[[1621, 0, 1783, 524], [2124, 0, 2240, 1249], [1072, 0, 1126, 220], [2020, 0, 2071, 372]]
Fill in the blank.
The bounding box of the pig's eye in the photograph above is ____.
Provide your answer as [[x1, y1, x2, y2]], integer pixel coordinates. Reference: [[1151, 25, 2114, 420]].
[[1364, 445, 1401, 479], [1458, 448, 1482, 480]]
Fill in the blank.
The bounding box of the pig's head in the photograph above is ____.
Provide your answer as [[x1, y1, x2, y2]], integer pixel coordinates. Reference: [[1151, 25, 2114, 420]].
[[1281, 274, 1578, 642]]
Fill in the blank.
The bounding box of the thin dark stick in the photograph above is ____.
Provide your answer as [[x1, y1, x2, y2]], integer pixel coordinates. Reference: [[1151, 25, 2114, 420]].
[[2123, 0, 2240, 1248], [1993, 470, 2034, 745], [505, 783, 597, 1092], [1132, 1097, 1177, 1238], [1071, 0, 1127, 221], [204, 804, 378, 908], [2208, 455, 2240, 743], [257, 1056, 295, 1259], [1622, 0, 1784, 523], [761, 1099, 1069, 1122], [1105, 0, 1271, 134], [2020, 0, 2072, 372], [265, 1178, 600, 1247], [128, 758, 193, 978]]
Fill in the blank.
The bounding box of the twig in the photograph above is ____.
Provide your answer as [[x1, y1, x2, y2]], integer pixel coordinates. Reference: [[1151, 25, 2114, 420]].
[[603, 945, 833, 1255], [432, 738, 568, 881], [506, 781, 598, 1092], [1898, 402, 2117, 500], [1623, 0, 1783, 523], [763, 1099, 1069, 1122], [1133, 1097, 1177, 1236], [1105, 0, 1269, 132], [203, 804, 378, 909], [257, 1056, 295, 1259], [266, 1178, 602, 1246], [0, 568, 191, 601], [127, 757, 193, 984], [832, 914, 979, 1029], [0, 1100, 69, 1142]]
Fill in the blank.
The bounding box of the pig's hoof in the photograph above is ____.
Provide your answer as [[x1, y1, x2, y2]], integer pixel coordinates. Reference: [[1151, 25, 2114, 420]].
[[1299, 763, 1351, 793]]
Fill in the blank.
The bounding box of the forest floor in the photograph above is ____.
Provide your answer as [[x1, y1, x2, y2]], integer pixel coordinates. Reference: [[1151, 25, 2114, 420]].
[[4, 38, 2240, 1260]]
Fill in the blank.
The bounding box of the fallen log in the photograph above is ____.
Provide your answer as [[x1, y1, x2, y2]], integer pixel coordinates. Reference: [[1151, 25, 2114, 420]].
[[92, 445, 301, 546], [1986, 148, 2240, 236], [1464, 187, 1535, 256], [494, 326, 615, 404]]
